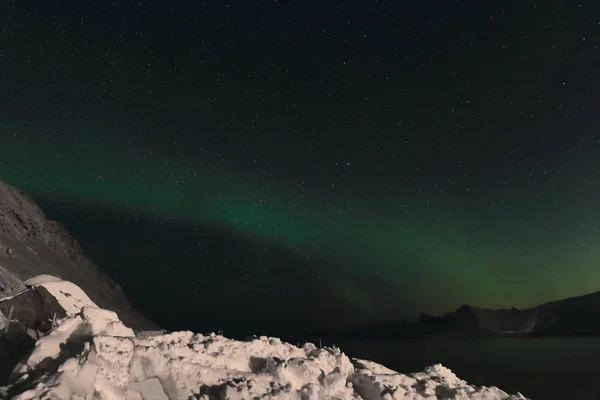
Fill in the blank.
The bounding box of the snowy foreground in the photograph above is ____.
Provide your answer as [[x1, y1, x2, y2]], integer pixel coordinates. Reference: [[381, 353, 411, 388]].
[[0, 278, 528, 399]]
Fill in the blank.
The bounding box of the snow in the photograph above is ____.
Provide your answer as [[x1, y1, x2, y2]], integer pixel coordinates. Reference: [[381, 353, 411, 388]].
[[0, 275, 97, 317], [9, 307, 134, 381], [37, 280, 98, 314], [20, 275, 98, 315], [24, 274, 64, 287], [0, 282, 529, 400], [0, 308, 7, 330]]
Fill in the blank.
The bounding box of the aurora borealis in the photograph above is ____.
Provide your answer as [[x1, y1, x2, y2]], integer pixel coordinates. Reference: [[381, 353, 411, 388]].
[[2, 1, 600, 333]]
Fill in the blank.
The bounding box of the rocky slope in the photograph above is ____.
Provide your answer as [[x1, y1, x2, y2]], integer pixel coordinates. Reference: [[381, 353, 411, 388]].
[[0, 180, 157, 330]]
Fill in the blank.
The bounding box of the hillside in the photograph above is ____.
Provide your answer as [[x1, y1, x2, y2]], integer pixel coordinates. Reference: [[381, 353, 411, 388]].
[[356, 291, 600, 338], [447, 290, 600, 336], [0, 180, 157, 330]]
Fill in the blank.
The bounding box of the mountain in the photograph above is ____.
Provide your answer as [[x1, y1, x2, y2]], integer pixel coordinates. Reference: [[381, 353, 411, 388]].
[[0, 180, 157, 330], [355, 291, 600, 338], [0, 277, 527, 399], [446, 291, 600, 336]]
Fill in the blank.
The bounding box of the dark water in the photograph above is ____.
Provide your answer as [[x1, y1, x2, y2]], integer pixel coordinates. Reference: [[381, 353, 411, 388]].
[[333, 337, 600, 400]]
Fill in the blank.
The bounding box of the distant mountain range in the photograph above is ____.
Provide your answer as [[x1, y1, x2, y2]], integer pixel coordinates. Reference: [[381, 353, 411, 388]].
[[0, 180, 158, 330], [354, 290, 600, 338]]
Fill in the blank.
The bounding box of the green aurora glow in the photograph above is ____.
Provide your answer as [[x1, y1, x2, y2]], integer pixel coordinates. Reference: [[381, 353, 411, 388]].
[[2, 133, 600, 317]]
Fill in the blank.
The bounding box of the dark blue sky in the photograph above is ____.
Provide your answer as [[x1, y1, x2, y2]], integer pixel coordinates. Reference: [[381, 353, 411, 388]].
[[1, 0, 600, 334]]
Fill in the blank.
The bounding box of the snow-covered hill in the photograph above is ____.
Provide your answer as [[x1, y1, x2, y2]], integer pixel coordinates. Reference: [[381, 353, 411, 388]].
[[0, 276, 528, 399], [0, 180, 157, 330]]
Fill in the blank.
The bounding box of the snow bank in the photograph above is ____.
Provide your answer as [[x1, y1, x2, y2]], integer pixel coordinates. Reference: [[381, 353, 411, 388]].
[[24, 275, 64, 287], [26, 275, 98, 314], [9, 307, 134, 382], [2, 275, 98, 316], [37, 280, 98, 315], [0, 278, 528, 399], [1, 312, 528, 400]]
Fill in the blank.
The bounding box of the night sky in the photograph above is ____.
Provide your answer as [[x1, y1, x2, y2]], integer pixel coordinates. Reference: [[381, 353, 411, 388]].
[[1, 1, 600, 334]]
